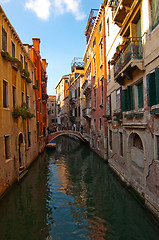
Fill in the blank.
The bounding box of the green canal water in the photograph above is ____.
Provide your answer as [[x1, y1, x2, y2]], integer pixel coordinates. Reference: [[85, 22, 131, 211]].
[[0, 136, 159, 240]]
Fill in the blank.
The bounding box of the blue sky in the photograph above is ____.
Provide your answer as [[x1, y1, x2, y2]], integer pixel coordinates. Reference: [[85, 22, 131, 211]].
[[0, 0, 102, 94]]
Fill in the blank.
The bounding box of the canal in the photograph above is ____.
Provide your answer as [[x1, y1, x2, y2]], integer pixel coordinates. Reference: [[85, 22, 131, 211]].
[[0, 136, 159, 240]]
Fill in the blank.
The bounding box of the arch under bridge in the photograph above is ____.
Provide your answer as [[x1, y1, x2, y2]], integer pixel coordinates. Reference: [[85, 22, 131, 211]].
[[48, 130, 86, 143]]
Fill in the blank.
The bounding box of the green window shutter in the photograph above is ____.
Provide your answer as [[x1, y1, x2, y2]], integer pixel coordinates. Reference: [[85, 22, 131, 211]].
[[147, 72, 156, 106], [97, 25, 100, 34], [127, 86, 134, 110], [155, 68, 159, 104], [122, 89, 128, 112], [138, 82, 144, 108]]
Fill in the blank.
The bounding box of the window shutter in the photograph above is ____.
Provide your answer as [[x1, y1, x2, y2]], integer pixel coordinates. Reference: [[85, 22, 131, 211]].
[[147, 72, 156, 106], [127, 86, 134, 110], [122, 89, 128, 112], [155, 68, 159, 104], [138, 82, 144, 108]]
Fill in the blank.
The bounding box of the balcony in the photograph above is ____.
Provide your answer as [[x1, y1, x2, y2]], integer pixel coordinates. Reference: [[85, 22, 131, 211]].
[[83, 108, 91, 119], [112, 37, 144, 85], [70, 97, 76, 104], [71, 57, 84, 72], [82, 79, 92, 95], [110, 0, 134, 26]]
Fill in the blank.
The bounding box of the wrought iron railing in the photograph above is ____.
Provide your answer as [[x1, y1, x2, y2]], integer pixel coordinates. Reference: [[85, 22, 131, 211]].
[[83, 108, 91, 118], [114, 37, 143, 77]]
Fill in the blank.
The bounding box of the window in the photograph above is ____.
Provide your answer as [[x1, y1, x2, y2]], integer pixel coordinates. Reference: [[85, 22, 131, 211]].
[[24, 57, 28, 71], [107, 18, 110, 37], [100, 42, 103, 65], [93, 56, 96, 76], [109, 130, 112, 150], [156, 135, 159, 159], [101, 82, 104, 106], [28, 132, 31, 147], [116, 88, 121, 112], [3, 80, 8, 108], [40, 102, 42, 112], [20, 54, 23, 67], [107, 95, 111, 116], [119, 132, 123, 156], [92, 37, 96, 49], [13, 86, 16, 108], [43, 127, 46, 137], [22, 92, 25, 104], [37, 122, 39, 137], [12, 41, 15, 58], [94, 119, 96, 131], [78, 87, 80, 97], [151, 0, 159, 30], [98, 20, 103, 34], [65, 80, 68, 83], [108, 61, 111, 82], [4, 135, 10, 159], [122, 86, 134, 112], [52, 103, 54, 107], [133, 134, 143, 150], [2, 27, 7, 51], [147, 68, 159, 106], [78, 106, 80, 117], [41, 122, 42, 135], [94, 88, 96, 108], [137, 81, 144, 108], [99, 118, 101, 130], [32, 72, 34, 84], [26, 96, 30, 108], [36, 79, 39, 90]]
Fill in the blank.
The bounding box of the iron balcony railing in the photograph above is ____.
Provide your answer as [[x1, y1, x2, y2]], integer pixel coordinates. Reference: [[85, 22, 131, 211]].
[[82, 79, 92, 95], [114, 37, 143, 77], [83, 108, 91, 119]]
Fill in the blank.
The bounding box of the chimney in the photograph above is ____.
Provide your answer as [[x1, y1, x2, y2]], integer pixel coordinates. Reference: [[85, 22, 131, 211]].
[[32, 38, 40, 54]]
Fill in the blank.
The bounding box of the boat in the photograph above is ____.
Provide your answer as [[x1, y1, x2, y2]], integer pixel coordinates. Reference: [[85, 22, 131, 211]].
[[46, 141, 56, 149]]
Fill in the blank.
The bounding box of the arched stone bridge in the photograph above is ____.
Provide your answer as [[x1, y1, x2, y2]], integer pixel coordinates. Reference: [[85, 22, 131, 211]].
[[48, 131, 86, 143]]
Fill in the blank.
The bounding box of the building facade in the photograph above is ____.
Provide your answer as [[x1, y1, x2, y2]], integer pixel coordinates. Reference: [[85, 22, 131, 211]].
[[47, 95, 56, 132], [69, 58, 84, 131], [0, 6, 38, 196], [105, 0, 159, 218], [56, 74, 70, 130], [83, 5, 107, 159], [27, 38, 48, 152]]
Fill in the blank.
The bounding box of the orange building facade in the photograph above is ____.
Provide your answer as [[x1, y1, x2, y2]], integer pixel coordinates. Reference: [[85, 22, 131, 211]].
[[83, 5, 107, 159], [28, 38, 48, 152]]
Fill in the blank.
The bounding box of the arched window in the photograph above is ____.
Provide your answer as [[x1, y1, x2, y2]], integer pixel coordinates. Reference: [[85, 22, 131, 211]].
[[133, 134, 143, 150]]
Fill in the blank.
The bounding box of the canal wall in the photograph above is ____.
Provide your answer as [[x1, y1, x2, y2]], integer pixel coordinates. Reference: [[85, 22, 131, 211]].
[[82, 132, 159, 221]]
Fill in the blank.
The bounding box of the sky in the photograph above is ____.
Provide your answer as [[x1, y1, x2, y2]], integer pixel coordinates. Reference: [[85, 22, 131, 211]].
[[0, 0, 102, 95]]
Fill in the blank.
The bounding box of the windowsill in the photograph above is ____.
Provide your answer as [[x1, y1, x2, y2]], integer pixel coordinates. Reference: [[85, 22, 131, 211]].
[[123, 108, 144, 115], [5, 158, 12, 163], [3, 107, 10, 111], [100, 63, 103, 68], [151, 104, 159, 110]]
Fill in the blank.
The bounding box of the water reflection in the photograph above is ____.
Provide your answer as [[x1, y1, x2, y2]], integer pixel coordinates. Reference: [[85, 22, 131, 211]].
[[0, 136, 159, 240]]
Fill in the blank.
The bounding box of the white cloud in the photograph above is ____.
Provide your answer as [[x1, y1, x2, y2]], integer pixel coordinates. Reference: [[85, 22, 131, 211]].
[[53, 0, 86, 20], [0, 0, 10, 3], [25, 0, 51, 20], [24, 0, 86, 21]]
